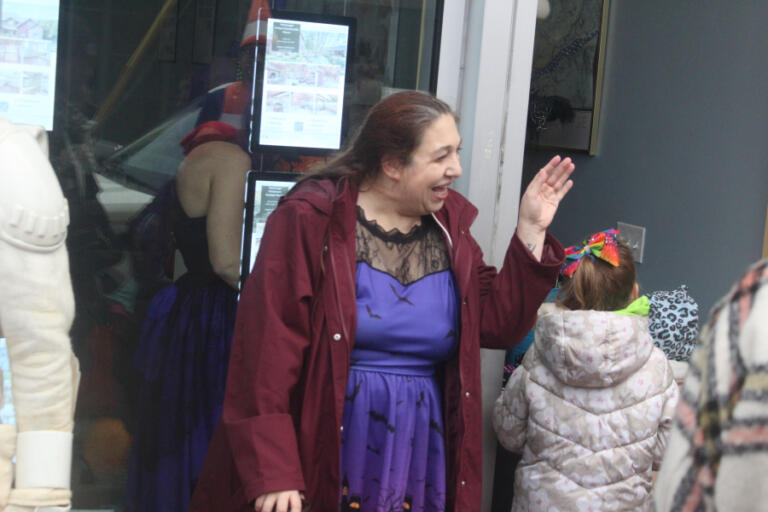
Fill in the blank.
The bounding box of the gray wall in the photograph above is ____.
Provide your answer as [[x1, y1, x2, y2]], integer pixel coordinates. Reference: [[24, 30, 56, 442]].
[[525, 0, 768, 316]]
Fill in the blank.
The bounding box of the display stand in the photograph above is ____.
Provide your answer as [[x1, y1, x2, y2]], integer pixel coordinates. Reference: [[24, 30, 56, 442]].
[[238, 10, 355, 290]]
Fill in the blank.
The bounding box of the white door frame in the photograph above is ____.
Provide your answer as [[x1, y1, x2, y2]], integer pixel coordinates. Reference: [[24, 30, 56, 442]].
[[436, 1, 539, 510]]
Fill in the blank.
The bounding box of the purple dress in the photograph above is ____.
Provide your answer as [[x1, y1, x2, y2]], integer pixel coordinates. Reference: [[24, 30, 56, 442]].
[[126, 183, 237, 512], [340, 208, 459, 512]]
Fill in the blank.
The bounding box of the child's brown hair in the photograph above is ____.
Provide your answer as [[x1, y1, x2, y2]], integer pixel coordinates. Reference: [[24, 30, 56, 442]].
[[557, 239, 636, 311]]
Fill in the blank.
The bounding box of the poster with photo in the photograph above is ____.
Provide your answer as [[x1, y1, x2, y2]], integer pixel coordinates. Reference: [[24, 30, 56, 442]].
[[247, 179, 296, 268], [0, 0, 59, 129], [239, 173, 299, 290], [257, 15, 351, 152]]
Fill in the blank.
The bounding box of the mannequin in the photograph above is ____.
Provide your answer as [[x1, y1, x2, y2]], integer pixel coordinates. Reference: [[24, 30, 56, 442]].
[[0, 118, 79, 512]]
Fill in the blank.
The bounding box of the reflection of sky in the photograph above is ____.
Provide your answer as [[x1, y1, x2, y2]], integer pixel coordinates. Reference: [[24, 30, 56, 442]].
[[2, 0, 60, 22]]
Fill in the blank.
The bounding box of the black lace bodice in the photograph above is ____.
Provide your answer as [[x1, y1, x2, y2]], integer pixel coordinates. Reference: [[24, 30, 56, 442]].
[[355, 207, 451, 286]]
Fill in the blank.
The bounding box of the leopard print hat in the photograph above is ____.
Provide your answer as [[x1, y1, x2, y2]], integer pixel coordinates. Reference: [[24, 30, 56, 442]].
[[648, 285, 699, 362]]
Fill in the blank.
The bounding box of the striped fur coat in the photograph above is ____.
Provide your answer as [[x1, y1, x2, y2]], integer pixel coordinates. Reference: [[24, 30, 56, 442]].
[[654, 258, 768, 511]]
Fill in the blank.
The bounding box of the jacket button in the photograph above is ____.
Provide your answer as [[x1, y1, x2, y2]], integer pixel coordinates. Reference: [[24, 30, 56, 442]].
[[323, 245, 328, 252], [333, 333, 342, 341], [340, 426, 344, 432], [461, 480, 466, 486], [465, 391, 470, 398]]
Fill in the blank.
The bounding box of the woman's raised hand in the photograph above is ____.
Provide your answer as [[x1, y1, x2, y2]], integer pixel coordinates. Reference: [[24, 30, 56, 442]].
[[254, 490, 303, 512], [518, 155, 574, 235]]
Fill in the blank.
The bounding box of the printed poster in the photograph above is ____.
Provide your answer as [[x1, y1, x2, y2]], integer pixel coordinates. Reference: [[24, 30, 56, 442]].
[[0, 0, 59, 130], [259, 17, 349, 150]]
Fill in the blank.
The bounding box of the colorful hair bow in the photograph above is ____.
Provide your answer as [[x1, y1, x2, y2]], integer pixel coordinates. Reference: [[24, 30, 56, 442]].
[[561, 229, 621, 278]]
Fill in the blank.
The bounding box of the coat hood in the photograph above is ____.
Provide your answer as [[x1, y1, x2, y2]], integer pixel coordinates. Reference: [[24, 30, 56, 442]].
[[534, 309, 654, 387]]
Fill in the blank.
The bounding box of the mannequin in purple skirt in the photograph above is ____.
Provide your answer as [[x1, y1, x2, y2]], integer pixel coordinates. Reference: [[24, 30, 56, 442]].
[[125, 141, 251, 512]]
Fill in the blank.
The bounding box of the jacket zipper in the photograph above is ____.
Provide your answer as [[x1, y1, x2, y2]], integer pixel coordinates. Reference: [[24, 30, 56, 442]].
[[433, 211, 470, 496], [327, 242, 351, 343]]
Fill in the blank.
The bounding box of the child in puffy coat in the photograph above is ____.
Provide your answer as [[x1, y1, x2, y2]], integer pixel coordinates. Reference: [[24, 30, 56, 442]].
[[493, 229, 679, 511]]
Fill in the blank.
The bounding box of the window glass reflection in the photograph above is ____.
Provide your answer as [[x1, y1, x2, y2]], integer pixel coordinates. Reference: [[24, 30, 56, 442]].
[[28, 0, 444, 510]]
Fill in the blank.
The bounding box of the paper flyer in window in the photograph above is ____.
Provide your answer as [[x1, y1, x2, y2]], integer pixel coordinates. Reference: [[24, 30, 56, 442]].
[[248, 179, 296, 270], [259, 17, 349, 150], [0, 0, 59, 130]]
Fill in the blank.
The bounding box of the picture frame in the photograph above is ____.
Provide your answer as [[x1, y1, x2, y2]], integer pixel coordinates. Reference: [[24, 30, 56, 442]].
[[525, 0, 610, 155], [762, 204, 768, 259], [250, 10, 356, 157], [239, 170, 301, 291]]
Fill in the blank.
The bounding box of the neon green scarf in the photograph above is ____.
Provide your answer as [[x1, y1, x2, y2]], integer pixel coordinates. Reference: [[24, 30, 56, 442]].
[[615, 295, 649, 316]]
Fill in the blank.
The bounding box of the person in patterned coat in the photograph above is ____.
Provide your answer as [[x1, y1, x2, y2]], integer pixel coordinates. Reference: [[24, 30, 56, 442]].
[[654, 257, 768, 511]]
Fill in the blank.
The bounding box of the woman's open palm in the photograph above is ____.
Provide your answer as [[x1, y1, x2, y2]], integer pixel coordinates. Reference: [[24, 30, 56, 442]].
[[518, 155, 574, 233]]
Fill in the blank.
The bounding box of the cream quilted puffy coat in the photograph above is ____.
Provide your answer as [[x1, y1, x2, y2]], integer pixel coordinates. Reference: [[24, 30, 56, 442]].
[[493, 309, 679, 511]]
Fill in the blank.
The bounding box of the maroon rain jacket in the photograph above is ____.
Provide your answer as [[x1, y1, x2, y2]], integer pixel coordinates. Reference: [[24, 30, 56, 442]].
[[190, 177, 564, 511]]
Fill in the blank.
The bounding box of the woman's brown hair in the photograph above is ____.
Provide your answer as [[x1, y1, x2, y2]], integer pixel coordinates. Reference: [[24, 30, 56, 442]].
[[557, 240, 636, 311], [304, 91, 455, 186]]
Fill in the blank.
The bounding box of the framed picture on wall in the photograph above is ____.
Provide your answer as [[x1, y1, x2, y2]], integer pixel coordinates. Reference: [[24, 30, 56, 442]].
[[525, 0, 610, 155], [763, 204, 768, 258]]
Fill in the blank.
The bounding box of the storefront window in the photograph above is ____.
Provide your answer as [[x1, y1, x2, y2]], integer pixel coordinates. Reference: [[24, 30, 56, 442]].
[[0, 0, 443, 510]]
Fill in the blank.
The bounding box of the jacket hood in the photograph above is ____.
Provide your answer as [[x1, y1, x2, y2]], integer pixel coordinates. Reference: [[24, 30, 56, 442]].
[[534, 310, 654, 387], [281, 176, 343, 216]]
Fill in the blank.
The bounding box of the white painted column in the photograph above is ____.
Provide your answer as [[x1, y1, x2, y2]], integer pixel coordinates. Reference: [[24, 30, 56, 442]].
[[436, 1, 539, 510], [435, 0, 468, 112]]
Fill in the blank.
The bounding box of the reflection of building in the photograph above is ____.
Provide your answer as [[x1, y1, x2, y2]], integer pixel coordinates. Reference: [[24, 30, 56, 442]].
[[14, 19, 44, 39], [0, 79, 20, 93], [0, 41, 22, 63], [22, 72, 49, 94], [23, 44, 50, 66], [266, 90, 289, 112], [315, 94, 338, 115], [0, 17, 21, 34]]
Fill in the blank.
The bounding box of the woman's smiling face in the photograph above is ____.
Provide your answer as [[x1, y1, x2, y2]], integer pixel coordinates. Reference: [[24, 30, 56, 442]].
[[387, 113, 462, 217]]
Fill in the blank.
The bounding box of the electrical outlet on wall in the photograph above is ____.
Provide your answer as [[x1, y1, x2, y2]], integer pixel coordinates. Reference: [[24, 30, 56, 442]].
[[617, 222, 646, 263]]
